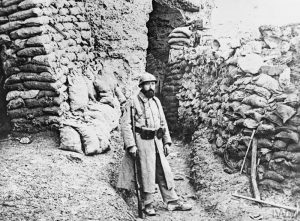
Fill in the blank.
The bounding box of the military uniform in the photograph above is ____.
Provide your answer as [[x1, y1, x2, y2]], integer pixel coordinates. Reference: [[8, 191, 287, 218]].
[[117, 91, 178, 205]]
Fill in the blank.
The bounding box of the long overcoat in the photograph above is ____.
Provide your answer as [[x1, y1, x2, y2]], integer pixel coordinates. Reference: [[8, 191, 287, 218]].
[[117, 91, 174, 193]]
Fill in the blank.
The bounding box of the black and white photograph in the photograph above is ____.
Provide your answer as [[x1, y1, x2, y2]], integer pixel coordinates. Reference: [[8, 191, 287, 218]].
[[1, 0, 300, 220]]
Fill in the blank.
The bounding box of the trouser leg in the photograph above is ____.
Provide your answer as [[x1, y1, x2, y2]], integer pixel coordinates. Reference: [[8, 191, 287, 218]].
[[142, 191, 154, 206], [155, 153, 179, 203]]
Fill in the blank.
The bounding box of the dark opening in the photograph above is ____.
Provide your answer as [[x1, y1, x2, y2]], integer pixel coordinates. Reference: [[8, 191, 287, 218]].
[[146, 0, 185, 132], [0, 45, 11, 138]]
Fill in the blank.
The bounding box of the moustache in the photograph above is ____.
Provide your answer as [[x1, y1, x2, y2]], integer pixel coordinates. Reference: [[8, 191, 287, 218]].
[[142, 88, 155, 98]]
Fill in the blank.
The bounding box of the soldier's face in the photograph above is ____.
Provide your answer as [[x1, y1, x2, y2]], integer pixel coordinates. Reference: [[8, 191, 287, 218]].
[[141, 81, 156, 98], [143, 81, 156, 91]]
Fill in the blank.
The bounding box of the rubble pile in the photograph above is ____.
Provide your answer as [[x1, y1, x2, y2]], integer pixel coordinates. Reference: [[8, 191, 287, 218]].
[[174, 24, 300, 192]]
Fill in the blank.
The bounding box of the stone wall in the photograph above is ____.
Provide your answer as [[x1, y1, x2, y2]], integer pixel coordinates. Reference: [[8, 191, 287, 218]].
[[173, 24, 300, 192]]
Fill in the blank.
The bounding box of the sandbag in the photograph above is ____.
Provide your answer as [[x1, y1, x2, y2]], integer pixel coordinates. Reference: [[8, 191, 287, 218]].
[[59, 126, 83, 154], [17, 47, 46, 57], [100, 96, 115, 108], [18, 0, 52, 10], [23, 15, 51, 27], [168, 32, 188, 38], [275, 130, 299, 143], [244, 84, 271, 99], [93, 75, 111, 93], [75, 125, 102, 156], [273, 140, 287, 151], [5, 72, 61, 84], [7, 107, 43, 118], [168, 38, 191, 45], [235, 118, 258, 129], [43, 104, 68, 116], [229, 90, 247, 101], [23, 77, 66, 92], [10, 26, 45, 39], [263, 171, 285, 182], [287, 143, 300, 152], [68, 73, 88, 111], [7, 97, 25, 110], [274, 103, 296, 123], [2, 0, 23, 7], [253, 73, 281, 93], [242, 94, 268, 107], [256, 123, 275, 134], [0, 34, 11, 44], [18, 64, 53, 73], [284, 93, 300, 107], [263, 113, 283, 126], [0, 16, 9, 25], [257, 138, 273, 148], [273, 151, 300, 164], [171, 26, 192, 37], [25, 95, 64, 108], [278, 68, 291, 89], [26, 34, 52, 46], [6, 90, 39, 101], [4, 83, 26, 90], [287, 116, 300, 126], [31, 54, 56, 66], [0, 20, 23, 34], [244, 109, 263, 122], [8, 7, 42, 21], [36, 90, 59, 98], [260, 65, 287, 76], [0, 4, 18, 16], [259, 179, 283, 191]]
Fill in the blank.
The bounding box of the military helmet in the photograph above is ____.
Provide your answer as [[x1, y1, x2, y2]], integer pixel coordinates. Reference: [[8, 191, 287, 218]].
[[138, 72, 157, 87]]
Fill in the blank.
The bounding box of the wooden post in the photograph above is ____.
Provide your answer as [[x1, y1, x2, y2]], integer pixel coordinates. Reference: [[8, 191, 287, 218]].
[[251, 137, 260, 200], [240, 129, 256, 174]]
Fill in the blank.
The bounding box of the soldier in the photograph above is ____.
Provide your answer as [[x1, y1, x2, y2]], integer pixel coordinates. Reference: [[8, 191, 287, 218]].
[[117, 72, 192, 216]]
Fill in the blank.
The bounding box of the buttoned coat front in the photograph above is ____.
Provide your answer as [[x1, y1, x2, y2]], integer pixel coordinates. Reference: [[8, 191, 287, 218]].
[[117, 92, 174, 193]]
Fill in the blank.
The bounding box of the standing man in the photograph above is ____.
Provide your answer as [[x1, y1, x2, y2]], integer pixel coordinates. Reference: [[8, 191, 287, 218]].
[[117, 72, 192, 216]]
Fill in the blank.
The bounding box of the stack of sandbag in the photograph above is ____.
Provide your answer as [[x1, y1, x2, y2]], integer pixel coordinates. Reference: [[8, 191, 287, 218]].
[[0, 0, 68, 132], [0, 0, 94, 132], [168, 26, 192, 48], [173, 24, 300, 191]]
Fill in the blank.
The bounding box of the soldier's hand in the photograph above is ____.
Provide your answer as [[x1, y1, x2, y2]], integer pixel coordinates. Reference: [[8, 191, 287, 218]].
[[163, 144, 171, 157], [128, 145, 137, 158]]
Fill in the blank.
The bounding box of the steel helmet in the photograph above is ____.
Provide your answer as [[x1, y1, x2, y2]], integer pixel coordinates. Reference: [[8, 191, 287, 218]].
[[138, 72, 157, 87]]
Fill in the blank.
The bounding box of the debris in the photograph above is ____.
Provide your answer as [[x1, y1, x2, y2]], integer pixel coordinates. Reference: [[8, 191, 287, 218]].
[[232, 193, 300, 216]]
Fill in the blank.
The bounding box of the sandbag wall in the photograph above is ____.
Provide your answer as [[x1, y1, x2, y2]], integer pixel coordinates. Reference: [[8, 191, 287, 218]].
[[0, 0, 89, 132], [174, 24, 300, 192], [161, 26, 193, 131]]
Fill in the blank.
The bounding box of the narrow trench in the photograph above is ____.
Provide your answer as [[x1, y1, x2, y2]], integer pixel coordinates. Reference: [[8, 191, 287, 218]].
[[0, 44, 10, 138]]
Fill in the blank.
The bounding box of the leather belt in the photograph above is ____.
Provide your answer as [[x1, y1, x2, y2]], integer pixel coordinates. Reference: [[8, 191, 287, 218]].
[[135, 127, 165, 140]]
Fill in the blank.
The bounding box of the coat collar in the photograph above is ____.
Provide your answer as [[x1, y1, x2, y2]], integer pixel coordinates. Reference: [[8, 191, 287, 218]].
[[138, 91, 154, 103]]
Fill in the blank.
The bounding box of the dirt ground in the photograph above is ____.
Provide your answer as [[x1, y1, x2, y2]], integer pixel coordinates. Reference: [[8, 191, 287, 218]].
[[1, 130, 299, 221], [0, 130, 134, 221]]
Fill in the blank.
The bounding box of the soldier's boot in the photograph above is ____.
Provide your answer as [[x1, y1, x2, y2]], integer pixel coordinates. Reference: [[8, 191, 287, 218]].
[[167, 200, 192, 211], [143, 203, 156, 216]]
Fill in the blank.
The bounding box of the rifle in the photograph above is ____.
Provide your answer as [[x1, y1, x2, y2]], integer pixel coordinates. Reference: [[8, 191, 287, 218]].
[[130, 104, 144, 219]]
